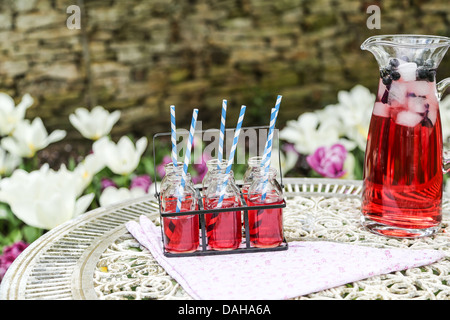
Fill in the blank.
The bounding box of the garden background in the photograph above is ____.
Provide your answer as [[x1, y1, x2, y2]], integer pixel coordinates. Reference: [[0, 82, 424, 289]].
[[0, 0, 449, 280]]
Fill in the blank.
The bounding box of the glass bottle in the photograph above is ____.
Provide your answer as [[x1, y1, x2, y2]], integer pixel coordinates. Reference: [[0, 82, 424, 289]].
[[161, 172, 199, 253], [204, 171, 242, 251], [159, 163, 194, 201], [201, 159, 228, 193], [241, 156, 264, 202], [247, 167, 284, 248], [159, 162, 176, 201]]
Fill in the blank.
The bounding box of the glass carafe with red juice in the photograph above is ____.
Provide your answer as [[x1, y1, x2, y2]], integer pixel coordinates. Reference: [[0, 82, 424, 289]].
[[360, 35, 450, 238]]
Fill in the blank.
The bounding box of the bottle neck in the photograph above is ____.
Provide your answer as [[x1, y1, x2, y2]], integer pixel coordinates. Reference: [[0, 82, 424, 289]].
[[167, 170, 192, 183], [206, 159, 228, 171], [207, 172, 238, 197], [253, 167, 277, 180], [247, 156, 264, 168]]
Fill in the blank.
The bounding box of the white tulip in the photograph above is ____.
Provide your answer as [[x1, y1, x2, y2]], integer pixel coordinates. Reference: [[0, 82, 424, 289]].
[[1, 117, 66, 158], [333, 85, 375, 151], [72, 153, 106, 195], [279, 85, 374, 155], [99, 186, 147, 207], [280, 112, 352, 155], [0, 164, 94, 230], [92, 136, 148, 175], [69, 106, 121, 140], [55, 153, 105, 197], [0, 92, 34, 136], [0, 147, 21, 176], [269, 146, 298, 177]]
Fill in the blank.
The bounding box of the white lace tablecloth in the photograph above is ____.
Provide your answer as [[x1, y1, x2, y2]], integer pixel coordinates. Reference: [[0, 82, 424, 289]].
[[1, 178, 450, 300]]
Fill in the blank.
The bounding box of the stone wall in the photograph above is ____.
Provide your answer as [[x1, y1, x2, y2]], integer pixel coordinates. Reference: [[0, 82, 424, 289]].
[[0, 0, 449, 150]]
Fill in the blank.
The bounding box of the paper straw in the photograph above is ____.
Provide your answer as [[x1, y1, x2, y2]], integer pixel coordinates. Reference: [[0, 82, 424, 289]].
[[217, 105, 246, 208], [218, 99, 227, 168], [261, 106, 279, 201], [261, 95, 282, 167], [170, 105, 177, 167], [176, 109, 199, 213]]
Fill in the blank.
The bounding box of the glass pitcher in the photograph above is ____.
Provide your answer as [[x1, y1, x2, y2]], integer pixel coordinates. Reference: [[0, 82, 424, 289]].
[[360, 35, 450, 238]]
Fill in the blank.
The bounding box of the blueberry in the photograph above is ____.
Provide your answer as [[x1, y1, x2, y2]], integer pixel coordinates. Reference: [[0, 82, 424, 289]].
[[417, 67, 429, 80], [391, 71, 401, 80], [380, 68, 390, 78], [424, 59, 434, 67], [389, 58, 400, 68], [427, 70, 436, 82], [382, 76, 392, 86]]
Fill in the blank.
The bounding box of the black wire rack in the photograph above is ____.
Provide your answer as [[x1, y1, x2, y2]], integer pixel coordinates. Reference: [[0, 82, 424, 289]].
[[152, 126, 288, 257]]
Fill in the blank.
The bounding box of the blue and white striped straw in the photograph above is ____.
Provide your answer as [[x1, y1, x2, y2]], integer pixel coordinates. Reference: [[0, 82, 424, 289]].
[[261, 106, 279, 201], [218, 99, 227, 169], [170, 105, 177, 167], [176, 109, 199, 213], [261, 95, 282, 201], [261, 95, 282, 167], [217, 105, 246, 208]]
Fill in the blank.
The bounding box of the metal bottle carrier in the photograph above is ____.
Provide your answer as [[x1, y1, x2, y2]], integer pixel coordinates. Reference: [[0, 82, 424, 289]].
[[152, 126, 288, 257]]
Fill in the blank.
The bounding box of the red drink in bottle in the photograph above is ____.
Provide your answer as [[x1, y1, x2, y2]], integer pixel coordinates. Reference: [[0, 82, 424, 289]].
[[205, 197, 242, 250], [204, 171, 242, 251], [162, 196, 199, 253], [248, 195, 284, 248], [247, 167, 284, 248], [161, 172, 199, 253]]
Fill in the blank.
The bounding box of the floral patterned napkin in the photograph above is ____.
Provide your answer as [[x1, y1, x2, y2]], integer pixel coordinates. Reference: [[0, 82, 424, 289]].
[[126, 215, 445, 300]]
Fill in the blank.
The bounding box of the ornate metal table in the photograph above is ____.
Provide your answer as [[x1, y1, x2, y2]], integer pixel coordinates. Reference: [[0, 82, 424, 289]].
[[1, 178, 450, 300]]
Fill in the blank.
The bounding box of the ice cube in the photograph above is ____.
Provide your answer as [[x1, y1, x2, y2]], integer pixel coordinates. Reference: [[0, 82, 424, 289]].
[[407, 81, 433, 97], [408, 97, 427, 113], [373, 102, 390, 117], [397, 62, 417, 82], [396, 110, 423, 127], [388, 82, 408, 106]]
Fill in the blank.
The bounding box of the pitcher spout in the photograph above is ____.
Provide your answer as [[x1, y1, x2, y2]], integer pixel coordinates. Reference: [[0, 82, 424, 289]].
[[361, 35, 450, 70]]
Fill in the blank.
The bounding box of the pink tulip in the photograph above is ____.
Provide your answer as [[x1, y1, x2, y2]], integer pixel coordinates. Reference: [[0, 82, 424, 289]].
[[0, 241, 29, 282], [130, 174, 152, 193], [101, 178, 117, 191], [306, 144, 347, 178]]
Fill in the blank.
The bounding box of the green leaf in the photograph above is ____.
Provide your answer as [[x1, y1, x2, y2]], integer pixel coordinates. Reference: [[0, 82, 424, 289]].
[[21, 225, 43, 244]]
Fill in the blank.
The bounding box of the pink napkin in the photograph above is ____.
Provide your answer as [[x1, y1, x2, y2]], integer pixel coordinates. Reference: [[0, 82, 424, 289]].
[[125, 215, 445, 300]]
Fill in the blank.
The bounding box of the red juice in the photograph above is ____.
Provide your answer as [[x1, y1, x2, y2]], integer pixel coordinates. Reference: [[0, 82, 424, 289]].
[[162, 196, 199, 253], [247, 195, 284, 248], [204, 197, 242, 250], [362, 78, 443, 237]]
